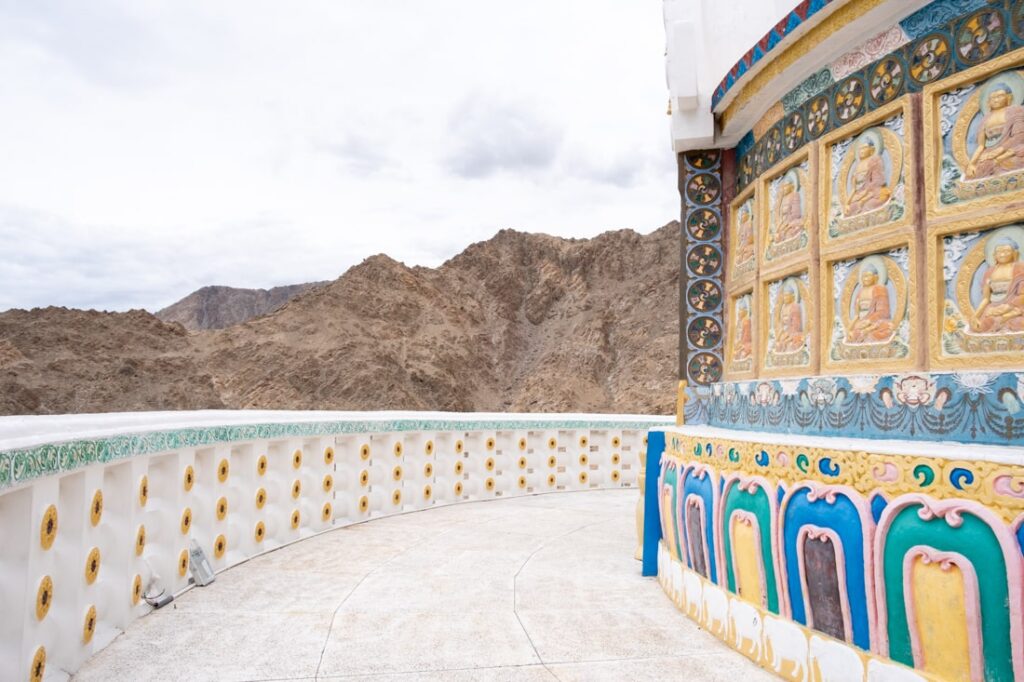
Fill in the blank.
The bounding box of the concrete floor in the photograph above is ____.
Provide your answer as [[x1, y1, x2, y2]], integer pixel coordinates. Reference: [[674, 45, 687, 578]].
[[74, 490, 775, 681]]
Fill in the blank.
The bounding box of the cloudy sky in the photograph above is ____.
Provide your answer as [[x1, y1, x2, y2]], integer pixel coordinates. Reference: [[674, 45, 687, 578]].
[[0, 1, 676, 312]]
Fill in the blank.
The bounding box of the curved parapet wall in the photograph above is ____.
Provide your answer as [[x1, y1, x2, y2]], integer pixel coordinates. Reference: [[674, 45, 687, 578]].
[[646, 425, 1024, 681], [0, 411, 665, 681]]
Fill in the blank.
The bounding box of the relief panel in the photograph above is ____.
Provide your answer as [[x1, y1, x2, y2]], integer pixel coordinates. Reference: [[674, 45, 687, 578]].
[[822, 239, 917, 374], [760, 146, 817, 274], [930, 222, 1024, 369], [728, 183, 759, 286], [726, 288, 757, 381], [924, 50, 1024, 228], [761, 268, 818, 378], [818, 97, 916, 252]]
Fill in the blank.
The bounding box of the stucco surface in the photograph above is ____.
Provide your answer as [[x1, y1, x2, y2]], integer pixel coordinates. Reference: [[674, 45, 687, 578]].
[[73, 489, 772, 681]]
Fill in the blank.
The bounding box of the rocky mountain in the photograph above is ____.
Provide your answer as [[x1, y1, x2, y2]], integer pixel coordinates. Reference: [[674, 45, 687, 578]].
[[0, 222, 680, 416], [0, 308, 224, 415], [156, 283, 325, 330]]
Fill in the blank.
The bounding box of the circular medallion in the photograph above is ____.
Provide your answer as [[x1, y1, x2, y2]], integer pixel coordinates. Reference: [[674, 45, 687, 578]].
[[765, 126, 782, 167], [454, 461, 464, 475], [217, 459, 229, 483], [909, 33, 952, 85], [392, 466, 403, 481], [454, 482, 463, 497], [578, 472, 588, 485], [547, 437, 557, 449], [485, 457, 495, 472], [611, 436, 621, 448], [686, 244, 723, 277], [687, 279, 723, 313], [686, 208, 721, 241], [30, 646, 45, 682], [612, 453, 621, 465], [518, 476, 527, 489], [685, 172, 721, 206], [138, 476, 148, 507], [180, 507, 192, 534], [423, 462, 433, 477], [392, 442, 403, 457], [518, 456, 527, 469], [423, 485, 432, 500], [323, 447, 335, 465], [833, 77, 866, 123], [84, 547, 101, 585], [257, 455, 268, 475], [485, 437, 496, 451], [455, 440, 464, 454], [807, 95, 831, 138], [36, 576, 53, 621], [214, 534, 226, 558], [184, 465, 195, 491], [83, 605, 97, 644], [255, 522, 266, 542], [578, 435, 588, 448], [359, 495, 369, 512], [684, 150, 719, 170], [425, 440, 434, 455], [90, 490, 103, 527], [178, 549, 189, 576], [517, 437, 527, 451], [135, 525, 146, 556], [40, 505, 58, 550], [359, 444, 371, 460], [131, 574, 142, 605], [956, 9, 1005, 65], [391, 490, 402, 506], [360, 469, 370, 486], [547, 455, 557, 468], [578, 453, 589, 466], [869, 55, 905, 105], [323, 474, 334, 492], [292, 450, 303, 469], [687, 353, 723, 385], [255, 488, 267, 509], [322, 503, 332, 522], [292, 480, 302, 499], [783, 111, 805, 152], [216, 496, 228, 521], [547, 474, 557, 487], [485, 478, 495, 491], [687, 317, 723, 350], [612, 470, 621, 483]]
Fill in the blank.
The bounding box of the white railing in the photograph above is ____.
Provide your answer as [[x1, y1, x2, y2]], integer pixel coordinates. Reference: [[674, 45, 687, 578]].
[[0, 411, 666, 682]]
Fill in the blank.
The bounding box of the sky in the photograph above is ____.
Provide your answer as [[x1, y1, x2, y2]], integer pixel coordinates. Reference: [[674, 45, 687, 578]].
[[0, 0, 677, 312]]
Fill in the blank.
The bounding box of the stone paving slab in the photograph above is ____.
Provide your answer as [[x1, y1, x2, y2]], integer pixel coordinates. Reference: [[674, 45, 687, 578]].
[[73, 490, 775, 682]]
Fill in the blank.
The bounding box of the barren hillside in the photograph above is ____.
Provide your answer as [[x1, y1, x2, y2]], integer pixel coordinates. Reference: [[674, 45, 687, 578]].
[[156, 283, 325, 330], [0, 222, 679, 415]]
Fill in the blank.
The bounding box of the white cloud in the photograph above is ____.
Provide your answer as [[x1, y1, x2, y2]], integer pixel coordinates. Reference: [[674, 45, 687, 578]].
[[0, 0, 676, 312]]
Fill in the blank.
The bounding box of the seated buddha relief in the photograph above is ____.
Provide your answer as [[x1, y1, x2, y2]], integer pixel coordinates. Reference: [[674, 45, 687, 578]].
[[831, 252, 909, 363], [765, 274, 811, 368], [942, 225, 1024, 358], [765, 164, 809, 263], [943, 70, 1024, 204], [828, 123, 904, 238], [732, 295, 753, 365], [732, 199, 756, 279]]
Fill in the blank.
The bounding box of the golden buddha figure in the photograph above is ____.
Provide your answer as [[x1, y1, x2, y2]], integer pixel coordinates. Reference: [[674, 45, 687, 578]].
[[734, 301, 752, 361], [965, 85, 1024, 180], [774, 282, 804, 353], [971, 237, 1024, 333], [736, 204, 755, 265], [774, 172, 804, 243], [847, 262, 895, 343], [845, 135, 891, 216]]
